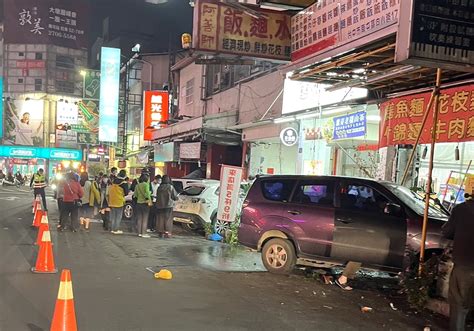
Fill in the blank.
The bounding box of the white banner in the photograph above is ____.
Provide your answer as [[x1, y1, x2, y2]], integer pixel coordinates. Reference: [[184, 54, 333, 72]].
[[179, 142, 201, 159], [217, 165, 243, 223]]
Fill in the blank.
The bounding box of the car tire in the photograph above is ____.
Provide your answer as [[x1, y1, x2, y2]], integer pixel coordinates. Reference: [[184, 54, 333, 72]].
[[261, 238, 296, 274], [123, 203, 133, 219], [212, 216, 229, 235]]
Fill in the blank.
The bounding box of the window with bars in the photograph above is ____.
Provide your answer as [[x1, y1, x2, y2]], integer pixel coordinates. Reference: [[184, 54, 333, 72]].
[[185, 78, 194, 105]]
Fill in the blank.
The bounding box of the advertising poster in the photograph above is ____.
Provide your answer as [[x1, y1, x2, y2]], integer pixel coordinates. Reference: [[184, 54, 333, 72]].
[[4, 99, 44, 146], [83, 69, 100, 100], [333, 111, 367, 140], [217, 165, 243, 222], [99, 47, 121, 143], [3, 0, 88, 49], [56, 101, 78, 126]]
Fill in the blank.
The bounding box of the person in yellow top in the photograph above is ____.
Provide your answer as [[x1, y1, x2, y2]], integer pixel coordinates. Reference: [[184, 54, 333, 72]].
[[30, 168, 48, 211], [107, 169, 129, 234]]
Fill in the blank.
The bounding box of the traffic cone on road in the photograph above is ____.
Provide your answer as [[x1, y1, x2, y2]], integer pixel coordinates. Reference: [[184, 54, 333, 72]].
[[35, 214, 50, 246], [33, 205, 44, 227], [31, 230, 57, 274], [32, 195, 40, 214], [51, 269, 77, 331]]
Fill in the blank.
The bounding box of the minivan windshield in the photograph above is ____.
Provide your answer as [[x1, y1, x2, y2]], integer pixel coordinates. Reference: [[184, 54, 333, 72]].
[[383, 183, 449, 219]]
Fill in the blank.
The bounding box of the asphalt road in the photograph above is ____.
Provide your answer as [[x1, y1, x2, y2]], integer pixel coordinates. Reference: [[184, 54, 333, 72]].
[[0, 186, 450, 331]]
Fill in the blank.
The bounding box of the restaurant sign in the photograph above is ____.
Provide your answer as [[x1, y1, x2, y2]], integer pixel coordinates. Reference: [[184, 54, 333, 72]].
[[395, 0, 474, 73], [333, 111, 367, 140], [379, 85, 474, 148], [217, 165, 243, 223], [193, 0, 292, 61], [291, 0, 400, 61]]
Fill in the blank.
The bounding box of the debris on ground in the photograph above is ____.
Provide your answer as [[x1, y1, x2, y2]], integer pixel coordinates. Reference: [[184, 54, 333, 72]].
[[321, 275, 334, 284], [361, 306, 373, 313], [390, 303, 398, 311], [323, 305, 333, 310]]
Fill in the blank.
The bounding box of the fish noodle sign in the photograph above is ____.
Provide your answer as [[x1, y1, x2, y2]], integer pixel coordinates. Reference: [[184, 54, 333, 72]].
[[193, 0, 292, 61], [217, 166, 243, 223], [379, 84, 474, 148]]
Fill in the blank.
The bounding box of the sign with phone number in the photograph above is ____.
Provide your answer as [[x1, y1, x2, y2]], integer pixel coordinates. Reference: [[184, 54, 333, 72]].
[[333, 111, 367, 140]]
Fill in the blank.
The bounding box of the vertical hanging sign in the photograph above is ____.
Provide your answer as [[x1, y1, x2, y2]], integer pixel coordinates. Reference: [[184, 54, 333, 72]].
[[99, 47, 120, 142]]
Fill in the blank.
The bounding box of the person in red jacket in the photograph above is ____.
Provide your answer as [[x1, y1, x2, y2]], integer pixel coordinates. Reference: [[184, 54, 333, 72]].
[[61, 172, 84, 232]]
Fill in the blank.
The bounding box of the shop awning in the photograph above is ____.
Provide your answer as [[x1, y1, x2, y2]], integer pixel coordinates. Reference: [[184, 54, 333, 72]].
[[287, 35, 473, 95]]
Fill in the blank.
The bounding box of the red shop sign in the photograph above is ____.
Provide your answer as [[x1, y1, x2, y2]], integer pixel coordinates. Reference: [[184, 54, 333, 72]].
[[379, 84, 474, 148], [143, 90, 169, 141]]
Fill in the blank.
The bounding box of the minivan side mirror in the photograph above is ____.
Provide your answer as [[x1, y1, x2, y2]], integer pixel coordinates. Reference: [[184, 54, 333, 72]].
[[385, 203, 402, 216]]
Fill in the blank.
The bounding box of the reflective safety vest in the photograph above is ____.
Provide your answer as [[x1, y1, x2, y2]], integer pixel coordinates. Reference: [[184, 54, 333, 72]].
[[33, 173, 46, 189]]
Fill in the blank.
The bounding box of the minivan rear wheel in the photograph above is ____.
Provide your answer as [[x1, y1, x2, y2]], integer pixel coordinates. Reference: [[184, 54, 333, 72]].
[[262, 238, 296, 274]]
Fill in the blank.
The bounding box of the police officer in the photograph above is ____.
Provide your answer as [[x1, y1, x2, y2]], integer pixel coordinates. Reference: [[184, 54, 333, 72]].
[[442, 190, 474, 331], [30, 168, 48, 211]]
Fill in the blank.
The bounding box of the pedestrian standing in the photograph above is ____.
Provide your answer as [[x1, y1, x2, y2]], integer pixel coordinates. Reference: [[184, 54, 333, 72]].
[[79, 172, 101, 231], [99, 174, 111, 230], [134, 174, 152, 238], [442, 191, 474, 331], [62, 172, 83, 232], [108, 170, 129, 234], [155, 175, 178, 238], [55, 175, 66, 229], [147, 175, 162, 232], [30, 168, 48, 211]]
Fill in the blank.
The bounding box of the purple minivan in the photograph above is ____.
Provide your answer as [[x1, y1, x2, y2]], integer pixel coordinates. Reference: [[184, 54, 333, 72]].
[[238, 175, 449, 274]]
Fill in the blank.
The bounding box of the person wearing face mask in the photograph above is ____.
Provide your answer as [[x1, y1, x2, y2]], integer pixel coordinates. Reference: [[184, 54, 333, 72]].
[[147, 175, 162, 233]]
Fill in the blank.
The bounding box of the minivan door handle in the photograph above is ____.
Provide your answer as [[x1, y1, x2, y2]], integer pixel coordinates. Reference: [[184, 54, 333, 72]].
[[288, 210, 301, 215], [336, 218, 353, 224]]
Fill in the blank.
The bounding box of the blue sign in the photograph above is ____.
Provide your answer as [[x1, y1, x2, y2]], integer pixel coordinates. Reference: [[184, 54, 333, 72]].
[[99, 47, 121, 143], [0, 145, 82, 160], [333, 111, 367, 140], [0, 77, 3, 138]]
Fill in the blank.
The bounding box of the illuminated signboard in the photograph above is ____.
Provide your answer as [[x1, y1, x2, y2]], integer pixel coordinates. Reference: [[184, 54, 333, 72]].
[[143, 90, 169, 141], [0, 145, 82, 160], [193, 0, 292, 61], [99, 47, 121, 142]]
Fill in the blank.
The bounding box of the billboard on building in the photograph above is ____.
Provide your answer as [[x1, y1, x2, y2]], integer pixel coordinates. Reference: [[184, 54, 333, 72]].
[[395, 0, 474, 73], [291, 0, 400, 61], [4, 99, 44, 146], [3, 0, 88, 49], [99, 47, 121, 143], [56, 101, 78, 126], [0, 145, 82, 160], [379, 84, 474, 147], [193, 0, 292, 61], [143, 91, 170, 141], [282, 78, 367, 114], [83, 70, 101, 100]]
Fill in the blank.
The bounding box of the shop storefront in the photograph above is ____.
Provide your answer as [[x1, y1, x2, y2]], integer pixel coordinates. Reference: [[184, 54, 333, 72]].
[[379, 83, 474, 202], [242, 123, 299, 177]]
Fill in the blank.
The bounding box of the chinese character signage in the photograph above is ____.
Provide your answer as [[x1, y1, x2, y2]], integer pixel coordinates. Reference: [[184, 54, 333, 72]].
[[291, 0, 400, 61], [56, 101, 78, 126], [333, 111, 367, 140], [217, 165, 243, 223], [83, 70, 101, 100], [0, 145, 82, 160], [193, 0, 292, 61], [395, 0, 474, 73], [99, 47, 121, 143], [4, 99, 44, 146], [4, 0, 88, 49], [143, 90, 169, 141], [379, 84, 474, 147]]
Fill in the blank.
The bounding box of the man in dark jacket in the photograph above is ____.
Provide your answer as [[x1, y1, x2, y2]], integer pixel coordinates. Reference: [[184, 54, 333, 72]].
[[442, 191, 474, 331]]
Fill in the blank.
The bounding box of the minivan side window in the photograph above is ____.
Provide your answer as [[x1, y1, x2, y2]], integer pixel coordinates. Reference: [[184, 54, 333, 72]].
[[261, 180, 295, 202], [340, 184, 388, 214], [292, 181, 334, 206]]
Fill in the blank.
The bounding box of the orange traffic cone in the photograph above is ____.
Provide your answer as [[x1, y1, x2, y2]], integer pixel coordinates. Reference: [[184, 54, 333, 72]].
[[35, 214, 50, 246], [51, 269, 77, 331], [32, 195, 40, 214], [31, 230, 57, 274], [33, 205, 44, 227]]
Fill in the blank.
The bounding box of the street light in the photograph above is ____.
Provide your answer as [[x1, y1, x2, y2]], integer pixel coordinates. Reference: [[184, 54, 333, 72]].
[[132, 44, 141, 53]]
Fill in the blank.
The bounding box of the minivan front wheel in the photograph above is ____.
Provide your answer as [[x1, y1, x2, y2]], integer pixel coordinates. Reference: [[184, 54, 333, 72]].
[[262, 238, 296, 274]]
